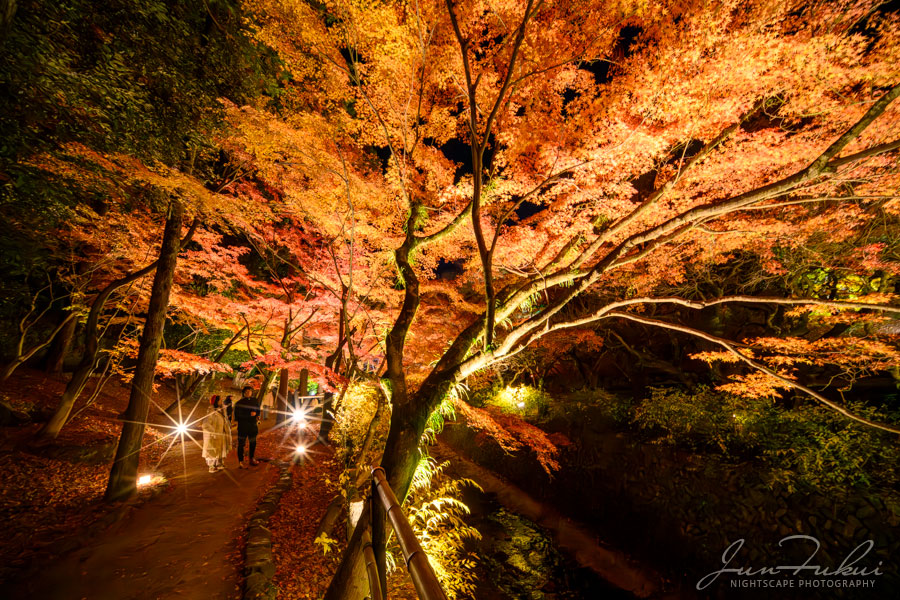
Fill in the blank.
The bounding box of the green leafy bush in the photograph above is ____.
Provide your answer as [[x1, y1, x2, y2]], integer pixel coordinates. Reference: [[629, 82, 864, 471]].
[[631, 386, 900, 492]]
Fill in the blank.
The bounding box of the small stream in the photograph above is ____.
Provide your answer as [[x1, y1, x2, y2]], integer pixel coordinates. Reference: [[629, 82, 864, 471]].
[[435, 443, 659, 599], [461, 485, 638, 600]]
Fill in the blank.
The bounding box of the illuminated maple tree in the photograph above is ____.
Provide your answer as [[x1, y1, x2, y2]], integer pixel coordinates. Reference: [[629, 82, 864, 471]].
[[226, 2, 900, 595], [2, 0, 899, 579]]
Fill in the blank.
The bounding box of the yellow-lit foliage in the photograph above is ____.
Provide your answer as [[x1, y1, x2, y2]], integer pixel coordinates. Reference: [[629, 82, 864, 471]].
[[490, 384, 552, 417], [394, 457, 482, 600]]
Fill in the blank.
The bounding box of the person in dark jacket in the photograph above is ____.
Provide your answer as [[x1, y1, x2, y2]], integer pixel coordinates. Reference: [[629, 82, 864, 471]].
[[234, 385, 261, 467], [223, 395, 234, 423]]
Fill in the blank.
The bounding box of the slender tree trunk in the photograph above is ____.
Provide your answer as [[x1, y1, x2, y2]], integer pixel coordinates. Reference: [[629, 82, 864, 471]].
[[1, 312, 77, 383], [164, 324, 247, 414], [318, 391, 336, 441], [277, 367, 289, 420], [256, 368, 276, 405], [47, 272, 157, 437], [45, 313, 77, 374], [38, 354, 95, 440], [320, 302, 351, 440], [315, 494, 346, 540], [105, 200, 184, 502], [325, 298, 347, 373], [297, 368, 309, 399], [39, 219, 198, 441]]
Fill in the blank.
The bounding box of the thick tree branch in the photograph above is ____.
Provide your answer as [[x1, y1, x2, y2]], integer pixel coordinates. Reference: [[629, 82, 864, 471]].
[[621, 84, 900, 256], [460, 127, 900, 376], [414, 200, 473, 247]]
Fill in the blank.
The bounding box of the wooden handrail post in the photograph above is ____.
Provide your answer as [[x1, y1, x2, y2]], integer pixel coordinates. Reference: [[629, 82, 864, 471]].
[[362, 528, 384, 600], [371, 466, 448, 600], [371, 475, 388, 596]]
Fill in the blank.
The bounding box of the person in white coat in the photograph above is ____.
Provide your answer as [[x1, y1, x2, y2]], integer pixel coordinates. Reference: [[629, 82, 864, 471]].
[[202, 395, 232, 472]]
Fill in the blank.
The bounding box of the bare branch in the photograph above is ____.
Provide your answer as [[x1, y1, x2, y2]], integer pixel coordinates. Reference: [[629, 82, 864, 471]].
[[479, 0, 539, 154], [583, 295, 900, 315], [607, 311, 900, 435]]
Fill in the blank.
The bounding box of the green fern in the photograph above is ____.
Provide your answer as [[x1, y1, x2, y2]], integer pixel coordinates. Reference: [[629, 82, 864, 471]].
[[392, 458, 483, 599]]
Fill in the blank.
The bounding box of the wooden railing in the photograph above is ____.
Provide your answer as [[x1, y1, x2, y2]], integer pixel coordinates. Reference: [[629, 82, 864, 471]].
[[362, 466, 448, 600]]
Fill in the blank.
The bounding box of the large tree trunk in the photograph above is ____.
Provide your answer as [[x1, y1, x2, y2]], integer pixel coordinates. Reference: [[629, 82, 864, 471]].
[[105, 200, 184, 502], [323, 390, 447, 600], [326, 224, 480, 599], [324, 224, 419, 600], [325, 323, 483, 597]]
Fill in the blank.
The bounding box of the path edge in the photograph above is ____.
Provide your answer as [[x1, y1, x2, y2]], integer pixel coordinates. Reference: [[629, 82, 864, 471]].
[[242, 461, 293, 600]]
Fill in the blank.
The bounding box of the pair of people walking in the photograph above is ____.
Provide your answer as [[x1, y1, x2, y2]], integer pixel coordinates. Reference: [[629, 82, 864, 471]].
[[201, 385, 262, 472]]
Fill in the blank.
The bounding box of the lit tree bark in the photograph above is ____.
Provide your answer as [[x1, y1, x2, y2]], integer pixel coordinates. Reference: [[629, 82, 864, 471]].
[[297, 368, 309, 400], [325, 197, 480, 599], [257, 368, 276, 405], [105, 200, 184, 502]]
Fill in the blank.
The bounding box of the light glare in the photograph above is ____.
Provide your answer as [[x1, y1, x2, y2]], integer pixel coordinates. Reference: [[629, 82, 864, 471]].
[[295, 444, 307, 454], [138, 475, 152, 486]]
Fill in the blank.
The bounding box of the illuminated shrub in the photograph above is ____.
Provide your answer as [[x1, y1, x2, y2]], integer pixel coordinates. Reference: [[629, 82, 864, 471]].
[[330, 383, 385, 466], [488, 385, 552, 418], [392, 457, 482, 600]]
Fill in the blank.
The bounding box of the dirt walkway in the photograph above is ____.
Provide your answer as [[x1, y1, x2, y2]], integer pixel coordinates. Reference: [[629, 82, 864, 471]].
[[7, 424, 281, 600]]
